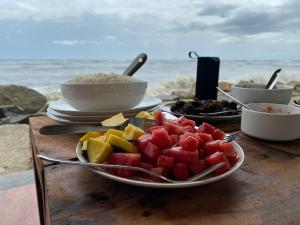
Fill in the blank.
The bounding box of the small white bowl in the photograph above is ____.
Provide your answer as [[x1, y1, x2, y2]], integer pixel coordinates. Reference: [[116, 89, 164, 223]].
[[232, 84, 293, 104], [61, 81, 147, 111], [241, 103, 300, 141]]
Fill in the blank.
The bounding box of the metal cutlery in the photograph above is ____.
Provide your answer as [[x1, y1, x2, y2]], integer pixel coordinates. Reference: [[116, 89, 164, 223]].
[[216, 87, 253, 110], [37, 154, 225, 183], [39, 117, 157, 135]]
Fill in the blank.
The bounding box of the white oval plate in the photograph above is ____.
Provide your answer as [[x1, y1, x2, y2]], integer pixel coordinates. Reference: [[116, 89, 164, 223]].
[[49, 95, 161, 116], [47, 107, 148, 122], [76, 141, 244, 189], [160, 103, 241, 122]]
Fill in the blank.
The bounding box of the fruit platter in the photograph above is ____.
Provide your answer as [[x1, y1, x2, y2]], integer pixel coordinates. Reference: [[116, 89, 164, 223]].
[[76, 111, 244, 188]]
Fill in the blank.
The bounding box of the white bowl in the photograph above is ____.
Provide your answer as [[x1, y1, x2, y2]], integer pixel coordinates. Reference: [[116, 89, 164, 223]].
[[60, 81, 147, 111], [232, 84, 293, 104], [241, 103, 300, 141]]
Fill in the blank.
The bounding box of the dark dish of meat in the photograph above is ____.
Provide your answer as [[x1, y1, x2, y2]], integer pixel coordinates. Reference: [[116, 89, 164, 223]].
[[170, 100, 238, 116]]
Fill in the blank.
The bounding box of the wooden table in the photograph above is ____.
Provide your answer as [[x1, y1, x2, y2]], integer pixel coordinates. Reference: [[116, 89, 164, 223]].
[[30, 116, 300, 225]]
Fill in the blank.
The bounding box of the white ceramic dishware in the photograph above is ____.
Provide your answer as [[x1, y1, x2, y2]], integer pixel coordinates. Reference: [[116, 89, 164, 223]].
[[241, 103, 300, 141], [60, 80, 147, 111], [48, 96, 161, 116], [232, 84, 293, 104]]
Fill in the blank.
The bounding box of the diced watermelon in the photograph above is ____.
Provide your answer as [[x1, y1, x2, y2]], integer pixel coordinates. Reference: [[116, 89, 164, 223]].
[[150, 125, 170, 132], [219, 142, 238, 166], [181, 125, 195, 133], [213, 129, 225, 140], [150, 167, 169, 181], [173, 163, 189, 180], [198, 148, 205, 159], [162, 147, 198, 164], [197, 122, 215, 135], [136, 133, 152, 153], [205, 151, 230, 175], [139, 161, 155, 170], [143, 142, 161, 163], [106, 153, 141, 177], [179, 118, 196, 128], [157, 155, 174, 168], [189, 160, 206, 175], [153, 111, 164, 125], [196, 133, 213, 143], [163, 121, 182, 135], [203, 140, 222, 156], [179, 136, 199, 151], [170, 134, 179, 145], [151, 127, 172, 149]]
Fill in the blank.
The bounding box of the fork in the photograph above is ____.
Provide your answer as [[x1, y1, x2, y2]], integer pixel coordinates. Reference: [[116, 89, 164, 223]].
[[39, 118, 157, 135], [37, 154, 225, 183], [224, 131, 242, 142]]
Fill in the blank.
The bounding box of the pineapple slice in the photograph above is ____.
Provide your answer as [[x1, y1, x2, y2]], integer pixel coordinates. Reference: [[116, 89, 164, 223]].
[[101, 113, 127, 126], [135, 111, 153, 119], [104, 129, 124, 138], [94, 135, 108, 142], [80, 131, 104, 143], [87, 139, 113, 163], [81, 141, 88, 151], [106, 134, 137, 153], [123, 123, 145, 141]]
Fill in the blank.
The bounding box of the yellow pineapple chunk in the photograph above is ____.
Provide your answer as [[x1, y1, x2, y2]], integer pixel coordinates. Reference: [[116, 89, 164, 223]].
[[94, 135, 108, 142], [81, 141, 88, 151], [106, 134, 137, 153], [80, 131, 103, 143], [136, 111, 152, 119], [101, 113, 127, 126], [123, 123, 145, 141], [104, 129, 124, 138], [87, 139, 113, 163]]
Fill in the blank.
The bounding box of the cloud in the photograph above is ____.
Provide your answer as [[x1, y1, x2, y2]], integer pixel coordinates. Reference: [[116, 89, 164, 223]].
[[52, 40, 99, 46]]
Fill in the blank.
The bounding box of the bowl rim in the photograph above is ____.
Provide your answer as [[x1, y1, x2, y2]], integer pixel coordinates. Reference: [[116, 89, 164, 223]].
[[232, 84, 293, 91], [62, 80, 147, 85], [243, 103, 300, 116]]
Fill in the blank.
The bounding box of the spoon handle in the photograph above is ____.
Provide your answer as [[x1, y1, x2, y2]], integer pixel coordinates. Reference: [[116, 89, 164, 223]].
[[216, 87, 253, 110], [266, 68, 281, 89], [122, 53, 147, 76]]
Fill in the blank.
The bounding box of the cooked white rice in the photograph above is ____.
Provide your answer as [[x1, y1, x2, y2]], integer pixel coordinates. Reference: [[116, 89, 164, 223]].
[[66, 73, 138, 84]]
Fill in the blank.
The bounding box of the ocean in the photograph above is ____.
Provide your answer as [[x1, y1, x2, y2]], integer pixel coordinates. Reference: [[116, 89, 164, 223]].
[[0, 59, 299, 95]]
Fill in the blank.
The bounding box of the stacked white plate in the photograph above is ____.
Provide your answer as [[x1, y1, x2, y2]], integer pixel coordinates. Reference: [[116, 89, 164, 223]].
[[47, 95, 162, 124]]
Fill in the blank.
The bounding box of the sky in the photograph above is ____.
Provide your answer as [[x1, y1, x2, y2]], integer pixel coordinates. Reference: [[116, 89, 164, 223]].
[[1, 0, 300, 59]]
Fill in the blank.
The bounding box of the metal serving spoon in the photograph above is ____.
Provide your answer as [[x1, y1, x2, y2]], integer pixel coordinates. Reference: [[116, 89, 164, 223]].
[[37, 154, 224, 183], [122, 53, 147, 76], [216, 87, 253, 110]]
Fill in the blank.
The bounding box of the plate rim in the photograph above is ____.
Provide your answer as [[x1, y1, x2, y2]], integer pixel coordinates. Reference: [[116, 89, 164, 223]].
[[49, 95, 161, 116], [76, 141, 245, 189], [160, 103, 241, 121]]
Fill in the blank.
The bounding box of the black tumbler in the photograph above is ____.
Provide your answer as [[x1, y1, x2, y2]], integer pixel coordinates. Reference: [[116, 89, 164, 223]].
[[189, 52, 220, 100]]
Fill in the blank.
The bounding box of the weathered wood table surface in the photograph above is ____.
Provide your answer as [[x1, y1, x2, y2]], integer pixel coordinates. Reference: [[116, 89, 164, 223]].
[[30, 116, 300, 225]]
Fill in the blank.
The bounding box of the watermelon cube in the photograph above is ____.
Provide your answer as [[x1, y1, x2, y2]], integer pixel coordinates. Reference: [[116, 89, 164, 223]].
[[189, 160, 206, 175], [173, 163, 189, 180], [136, 133, 152, 153], [151, 127, 172, 149], [205, 151, 230, 175], [143, 142, 160, 163], [157, 155, 174, 168], [197, 123, 215, 135], [179, 136, 199, 151], [105, 153, 141, 177], [213, 129, 225, 140]]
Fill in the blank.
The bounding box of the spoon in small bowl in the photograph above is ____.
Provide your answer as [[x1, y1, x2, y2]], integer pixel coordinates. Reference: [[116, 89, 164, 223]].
[[265, 68, 281, 89], [216, 87, 253, 110]]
